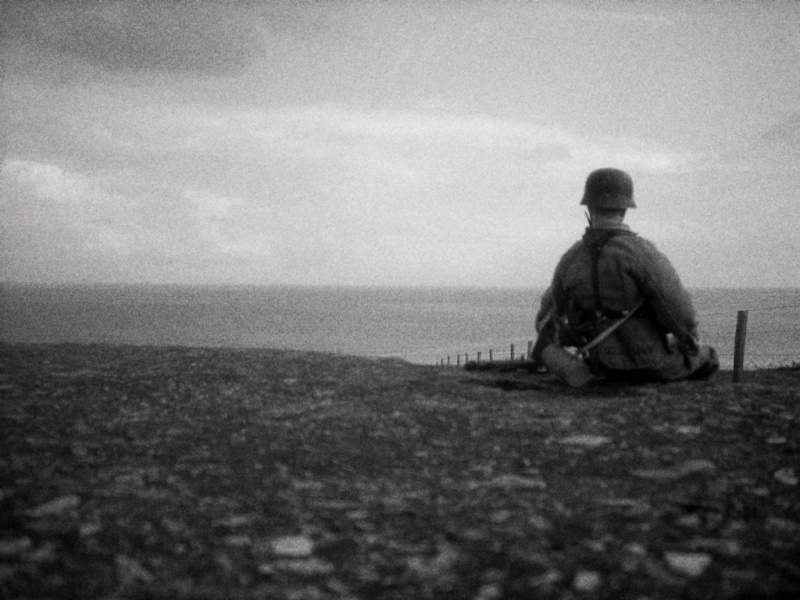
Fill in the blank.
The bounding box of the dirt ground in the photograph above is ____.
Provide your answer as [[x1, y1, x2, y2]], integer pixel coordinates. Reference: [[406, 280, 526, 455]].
[[1, 344, 798, 599]]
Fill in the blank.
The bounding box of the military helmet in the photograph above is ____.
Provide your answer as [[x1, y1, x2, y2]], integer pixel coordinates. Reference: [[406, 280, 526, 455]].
[[580, 168, 636, 209]]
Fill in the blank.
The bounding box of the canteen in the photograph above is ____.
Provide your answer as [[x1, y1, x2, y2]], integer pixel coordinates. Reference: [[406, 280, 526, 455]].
[[541, 344, 593, 388]]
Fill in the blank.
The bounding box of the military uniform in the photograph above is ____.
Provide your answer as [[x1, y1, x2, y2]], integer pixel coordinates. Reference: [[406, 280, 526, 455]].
[[537, 168, 718, 383]]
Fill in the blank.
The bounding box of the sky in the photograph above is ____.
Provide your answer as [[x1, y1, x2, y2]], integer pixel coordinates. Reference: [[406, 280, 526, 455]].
[[1, 0, 799, 288]]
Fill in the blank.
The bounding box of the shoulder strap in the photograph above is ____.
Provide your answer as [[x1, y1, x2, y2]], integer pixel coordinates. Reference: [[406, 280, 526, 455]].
[[580, 298, 645, 355], [583, 231, 617, 317]]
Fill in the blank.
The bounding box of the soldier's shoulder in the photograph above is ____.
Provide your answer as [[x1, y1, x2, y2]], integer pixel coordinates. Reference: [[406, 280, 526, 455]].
[[615, 232, 658, 252], [556, 240, 585, 263]]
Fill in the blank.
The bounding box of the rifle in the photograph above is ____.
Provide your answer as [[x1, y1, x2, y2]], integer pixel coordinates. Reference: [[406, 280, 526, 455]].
[[464, 359, 545, 373]]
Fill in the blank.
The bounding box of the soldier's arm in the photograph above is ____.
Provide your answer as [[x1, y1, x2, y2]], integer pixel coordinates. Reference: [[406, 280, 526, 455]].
[[634, 240, 699, 342]]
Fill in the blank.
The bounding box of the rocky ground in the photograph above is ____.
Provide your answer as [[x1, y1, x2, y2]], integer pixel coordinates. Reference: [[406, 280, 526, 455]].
[[0, 344, 798, 599]]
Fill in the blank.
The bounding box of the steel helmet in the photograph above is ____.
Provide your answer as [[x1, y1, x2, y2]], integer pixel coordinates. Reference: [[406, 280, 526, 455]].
[[580, 168, 636, 209]]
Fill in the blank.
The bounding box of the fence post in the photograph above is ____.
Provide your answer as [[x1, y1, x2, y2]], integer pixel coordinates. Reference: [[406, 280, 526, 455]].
[[457, 354, 461, 366], [733, 310, 748, 383], [477, 352, 481, 364], [510, 344, 515, 360], [489, 349, 493, 362], [527, 340, 533, 360]]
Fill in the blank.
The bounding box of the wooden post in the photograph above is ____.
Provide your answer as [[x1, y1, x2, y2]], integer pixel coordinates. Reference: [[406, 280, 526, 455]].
[[733, 310, 748, 383], [457, 354, 461, 366], [489, 349, 493, 362], [510, 344, 515, 360], [447, 356, 451, 366], [465, 353, 469, 364], [527, 340, 533, 360], [477, 352, 481, 364]]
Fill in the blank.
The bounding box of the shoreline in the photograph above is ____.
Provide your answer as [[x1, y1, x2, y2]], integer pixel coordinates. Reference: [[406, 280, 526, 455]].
[[3, 340, 799, 371]]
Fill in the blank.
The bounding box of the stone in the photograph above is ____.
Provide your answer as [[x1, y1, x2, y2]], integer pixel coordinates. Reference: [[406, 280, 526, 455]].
[[27, 494, 81, 517], [224, 534, 251, 547], [633, 460, 716, 480], [774, 468, 798, 486], [560, 434, 612, 448], [0, 537, 32, 557], [485, 474, 547, 489], [277, 557, 335, 576], [116, 555, 154, 584], [472, 582, 503, 600], [664, 551, 712, 577], [271, 534, 314, 557], [676, 425, 703, 435], [572, 570, 602, 592]]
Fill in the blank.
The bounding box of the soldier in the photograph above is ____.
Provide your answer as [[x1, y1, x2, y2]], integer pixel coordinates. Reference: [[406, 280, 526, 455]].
[[535, 168, 718, 383]]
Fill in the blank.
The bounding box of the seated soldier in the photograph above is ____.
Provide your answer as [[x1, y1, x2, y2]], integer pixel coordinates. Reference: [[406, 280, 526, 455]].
[[535, 168, 718, 383]]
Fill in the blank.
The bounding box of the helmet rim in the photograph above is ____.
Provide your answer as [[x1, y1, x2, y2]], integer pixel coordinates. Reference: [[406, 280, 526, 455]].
[[580, 168, 636, 209]]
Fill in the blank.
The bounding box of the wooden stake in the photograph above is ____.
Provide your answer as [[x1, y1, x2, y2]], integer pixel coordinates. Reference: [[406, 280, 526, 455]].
[[733, 310, 748, 383], [489, 349, 493, 362], [510, 344, 515, 360], [477, 352, 481, 364], [527, 340, 533, 359]]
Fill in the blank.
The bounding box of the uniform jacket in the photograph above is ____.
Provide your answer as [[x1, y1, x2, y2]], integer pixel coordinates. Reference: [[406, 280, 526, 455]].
[[550, 223, 699, 372]]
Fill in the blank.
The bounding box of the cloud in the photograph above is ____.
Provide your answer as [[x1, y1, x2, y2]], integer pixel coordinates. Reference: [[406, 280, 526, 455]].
[[3, 0, 263, 75], [1, 97, 714, 285], [1, 158, 270, 281], [161, 104, 705, 184], [2, 159, 90, 203]]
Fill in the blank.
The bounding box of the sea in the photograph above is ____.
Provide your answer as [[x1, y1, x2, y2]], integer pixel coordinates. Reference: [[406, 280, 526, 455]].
[[1, 284, 799, 369]]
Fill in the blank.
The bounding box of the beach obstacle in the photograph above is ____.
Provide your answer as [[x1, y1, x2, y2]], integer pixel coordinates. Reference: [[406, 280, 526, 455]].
[[448, 342, 538, 372], [438, 308, 768, 379], [733, 310, 748, 383]]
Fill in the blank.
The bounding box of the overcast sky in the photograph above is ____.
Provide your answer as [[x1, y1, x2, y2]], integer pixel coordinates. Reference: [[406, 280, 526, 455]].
[[2, 0, 798, 288]]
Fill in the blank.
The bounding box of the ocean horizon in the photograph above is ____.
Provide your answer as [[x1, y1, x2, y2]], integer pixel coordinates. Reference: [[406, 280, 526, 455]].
[[2, 283, 799, 369]]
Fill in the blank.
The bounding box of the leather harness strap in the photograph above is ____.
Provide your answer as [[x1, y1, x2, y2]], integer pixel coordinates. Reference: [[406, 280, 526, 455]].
[[586, 231, 616, 319], [579, 229, 643, 357]]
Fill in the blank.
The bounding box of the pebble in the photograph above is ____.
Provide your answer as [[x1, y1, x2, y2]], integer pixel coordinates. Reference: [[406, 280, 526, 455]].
[[560, 434, 612, 448], [765, 516, 800, 534], [528, 568, 562, 589], [472, 582, 503, 600], [490, 509, 513, 523], [271, 534, 314, 557], [26, 494, 81, 517], [664, 551, 712, 577], [624, 542, 647, 556], [676, 425, 703, 435], [481, 474, 547, 490], [676, 514, 702, 528], [214, 514, 254, 528], [527, 512, 552, 530], [572, 570, 602, 592], [224, 534, 251, 547], [0, 537, 32, 557], [773, 468, 798, 486], [115, 555, 154, 584], [79, 522, 102, 537], [276, 557, 334, 576], [688, 537, 741, 557], [633, 459, 716, 480], [29, 541, 59, 563]]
